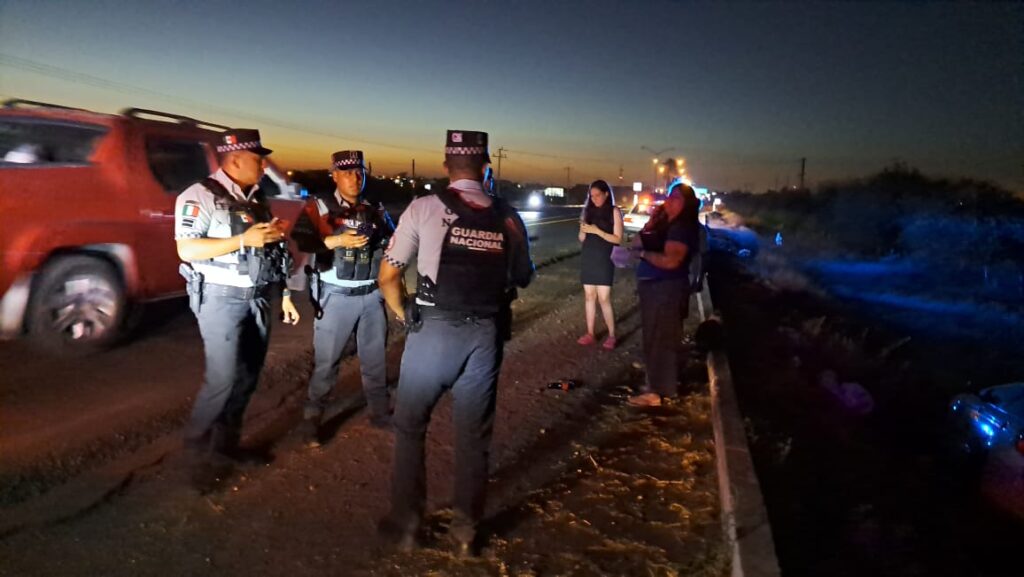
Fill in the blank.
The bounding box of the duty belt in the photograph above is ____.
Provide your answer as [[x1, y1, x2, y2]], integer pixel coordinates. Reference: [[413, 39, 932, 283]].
[[322, 282, 378, 297], [202, 282, 272, 300], [419, 306, 496, 322]]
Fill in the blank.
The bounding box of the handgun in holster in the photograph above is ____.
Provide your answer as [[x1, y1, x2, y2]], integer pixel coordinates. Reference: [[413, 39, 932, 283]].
[[305, 265, 325, 319], [179, 263, 205, 314], [498, 287, 517, 342], [403, 298, 422, 334]]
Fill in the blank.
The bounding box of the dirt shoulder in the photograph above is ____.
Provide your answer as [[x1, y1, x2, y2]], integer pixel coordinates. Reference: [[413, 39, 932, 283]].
[[0, 255, 723, 577]]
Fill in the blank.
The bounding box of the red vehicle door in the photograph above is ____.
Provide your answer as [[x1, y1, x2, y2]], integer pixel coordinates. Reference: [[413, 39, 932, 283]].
[[124, 122, 218, 299]]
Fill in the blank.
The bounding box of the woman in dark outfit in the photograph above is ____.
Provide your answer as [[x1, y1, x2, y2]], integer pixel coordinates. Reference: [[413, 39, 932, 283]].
[[577, 179, 623, 350], [628, 182, 699, 407]]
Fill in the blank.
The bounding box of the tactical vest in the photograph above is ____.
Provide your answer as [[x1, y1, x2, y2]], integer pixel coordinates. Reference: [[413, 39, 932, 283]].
[[417, 187, 508, 314], [316, 196, 391, 282], [200, 177, 291, 285]]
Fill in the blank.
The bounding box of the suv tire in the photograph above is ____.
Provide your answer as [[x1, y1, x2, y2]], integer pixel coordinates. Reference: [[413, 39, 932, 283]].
[[27, 255, 127, 355]]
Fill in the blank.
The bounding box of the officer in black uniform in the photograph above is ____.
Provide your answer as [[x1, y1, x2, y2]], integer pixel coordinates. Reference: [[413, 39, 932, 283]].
[[299, 150, 396, 445], [174, 128, 300, 486], [377, 129, 534, 554]]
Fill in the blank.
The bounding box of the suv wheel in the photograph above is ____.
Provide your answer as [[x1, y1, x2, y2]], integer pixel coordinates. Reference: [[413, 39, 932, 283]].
[[27, 256, 126, 354]]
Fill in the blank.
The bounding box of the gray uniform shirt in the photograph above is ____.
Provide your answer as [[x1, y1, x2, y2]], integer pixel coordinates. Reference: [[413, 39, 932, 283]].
[[384, 179, 493, 306], [174, 169, 262, 288]]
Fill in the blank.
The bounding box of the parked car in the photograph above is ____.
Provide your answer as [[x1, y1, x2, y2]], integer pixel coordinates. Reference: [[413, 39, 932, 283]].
[[623, 197, 662, 235], [949, 382, 1024, 461], [0, 99, 309, 354]]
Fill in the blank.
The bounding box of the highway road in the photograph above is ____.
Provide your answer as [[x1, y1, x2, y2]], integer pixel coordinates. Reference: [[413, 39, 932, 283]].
[[0, 204, 584, 503]]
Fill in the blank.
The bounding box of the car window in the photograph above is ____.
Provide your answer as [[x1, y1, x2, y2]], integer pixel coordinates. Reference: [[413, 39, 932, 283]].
[[145, 137, 211, 194], [0, 119, 107, 166], [258, 173, 281, 198]]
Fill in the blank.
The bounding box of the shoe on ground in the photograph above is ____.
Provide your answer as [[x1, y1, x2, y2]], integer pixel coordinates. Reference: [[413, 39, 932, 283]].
[[449, 517, 477, 558], [577, 333, 596, 346], [602, 336, 617, 350], [369, 413, 393, 431], [297, 417, 320, 448], [189, 460, 231, 494], [627, 392, 663, 407], [377, 516, 419, 552], [217, 446, 273, 467]]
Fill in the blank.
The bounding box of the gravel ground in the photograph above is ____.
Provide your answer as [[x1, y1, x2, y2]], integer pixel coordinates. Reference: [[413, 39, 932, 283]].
[[0, 254, 723, 577]]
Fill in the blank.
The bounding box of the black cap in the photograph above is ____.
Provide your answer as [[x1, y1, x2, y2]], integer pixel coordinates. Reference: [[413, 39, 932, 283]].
[[332, 150, 366, 171], [216, 128, 272, 156], [445, 129, 490, 162]]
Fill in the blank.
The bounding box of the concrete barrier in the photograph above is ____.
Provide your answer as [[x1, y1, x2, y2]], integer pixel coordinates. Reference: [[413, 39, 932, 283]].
[[697, 284, 782, 577]]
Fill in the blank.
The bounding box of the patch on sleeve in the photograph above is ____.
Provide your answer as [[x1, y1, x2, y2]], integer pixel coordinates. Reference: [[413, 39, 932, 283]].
[[384, 254, 407, 269], [181, 201, 201, 229]]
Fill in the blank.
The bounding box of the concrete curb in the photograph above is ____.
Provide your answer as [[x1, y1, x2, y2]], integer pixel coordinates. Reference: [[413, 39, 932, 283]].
[[697, 283, 782, 577]]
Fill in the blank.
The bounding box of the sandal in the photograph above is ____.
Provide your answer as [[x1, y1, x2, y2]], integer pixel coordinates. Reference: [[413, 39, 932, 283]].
[[577, 333, 596, 346], [627, 392, 662, 407], [602, 336, 617, 350]]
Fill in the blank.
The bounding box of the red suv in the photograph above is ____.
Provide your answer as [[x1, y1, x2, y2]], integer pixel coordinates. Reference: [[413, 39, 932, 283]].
[[0, 100, 306, 354]]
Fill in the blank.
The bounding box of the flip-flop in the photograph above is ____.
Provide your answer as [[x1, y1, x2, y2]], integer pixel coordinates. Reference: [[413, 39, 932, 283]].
[[577, 333, 596, 346], [602, 336, 617, 350]]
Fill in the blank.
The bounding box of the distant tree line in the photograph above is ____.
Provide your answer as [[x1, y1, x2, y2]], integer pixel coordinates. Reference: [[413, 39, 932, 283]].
[[724, 164, 1024, 302]]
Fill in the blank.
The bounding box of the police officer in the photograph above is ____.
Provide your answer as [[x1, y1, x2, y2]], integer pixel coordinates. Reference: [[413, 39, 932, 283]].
[[299, 150, 395, 446], [174, 128, 300, 486], [377, 129, 534, 554]]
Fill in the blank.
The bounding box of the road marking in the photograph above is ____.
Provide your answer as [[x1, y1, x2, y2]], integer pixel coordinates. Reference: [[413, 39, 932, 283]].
[[528, 217, 579, 227]]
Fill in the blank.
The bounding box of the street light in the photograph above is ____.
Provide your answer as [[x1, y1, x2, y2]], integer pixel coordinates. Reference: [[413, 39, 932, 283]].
[[641, 146, 675, 191]]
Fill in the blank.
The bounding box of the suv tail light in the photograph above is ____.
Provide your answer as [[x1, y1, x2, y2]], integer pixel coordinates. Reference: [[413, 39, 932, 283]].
[[1016, 434, 1024, 455]]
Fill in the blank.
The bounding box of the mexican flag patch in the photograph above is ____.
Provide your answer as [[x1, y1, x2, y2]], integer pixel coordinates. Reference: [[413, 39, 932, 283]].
[[181, 201, 201, 218]]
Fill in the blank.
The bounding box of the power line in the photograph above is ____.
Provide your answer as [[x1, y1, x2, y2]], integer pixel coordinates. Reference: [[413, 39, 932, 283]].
[[0, 52, 439, 155]]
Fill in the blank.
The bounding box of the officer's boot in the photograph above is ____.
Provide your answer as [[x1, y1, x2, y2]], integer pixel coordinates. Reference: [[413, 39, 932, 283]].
[[297, 411, 321, 448], [450, 512, 478, 558], [184, 432, 230, 493], [377, 514, 419, 552], [368, 411, 393, 431], [212, 423, 271, 466]]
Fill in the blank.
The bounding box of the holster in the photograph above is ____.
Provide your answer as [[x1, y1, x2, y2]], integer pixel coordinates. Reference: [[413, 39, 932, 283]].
[[305, 265, 325, 320], [497, 287, 516, 342], [403, 299, 423, 334], [179, 263, 205, 315]]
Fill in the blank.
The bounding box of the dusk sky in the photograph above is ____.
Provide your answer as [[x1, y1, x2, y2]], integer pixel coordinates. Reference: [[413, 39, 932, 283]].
[[1, 0, 1021, 192]]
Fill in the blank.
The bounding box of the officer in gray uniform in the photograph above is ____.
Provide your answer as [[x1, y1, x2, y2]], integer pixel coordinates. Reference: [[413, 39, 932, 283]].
[[377, 129, 534, 554], [174, 128, 300, 485], [299, 150, 395, 445]]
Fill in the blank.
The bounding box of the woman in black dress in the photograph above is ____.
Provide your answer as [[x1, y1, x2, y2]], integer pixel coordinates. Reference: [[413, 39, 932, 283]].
[[577, 179, 623, 350]]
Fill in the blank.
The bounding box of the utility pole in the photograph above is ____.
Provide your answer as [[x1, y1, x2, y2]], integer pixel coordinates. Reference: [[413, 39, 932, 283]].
[[618, 165, 624, 182], [493, 147, 508, 196], [799, 157, 806, 190], [641, 145, 675, 191], [412, 159, 416, 179], [565, 166, 572, 189]]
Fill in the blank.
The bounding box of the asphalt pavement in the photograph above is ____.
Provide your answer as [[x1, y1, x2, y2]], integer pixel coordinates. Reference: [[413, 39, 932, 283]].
[[0, 205, 582, 500]]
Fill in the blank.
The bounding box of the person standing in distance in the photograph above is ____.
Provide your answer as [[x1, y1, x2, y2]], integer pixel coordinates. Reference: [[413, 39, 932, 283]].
[[174, 128, 300, 488], [299, 150, 396, 446], [576, 179, 623, 350], [377, 129, 534, 554]]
